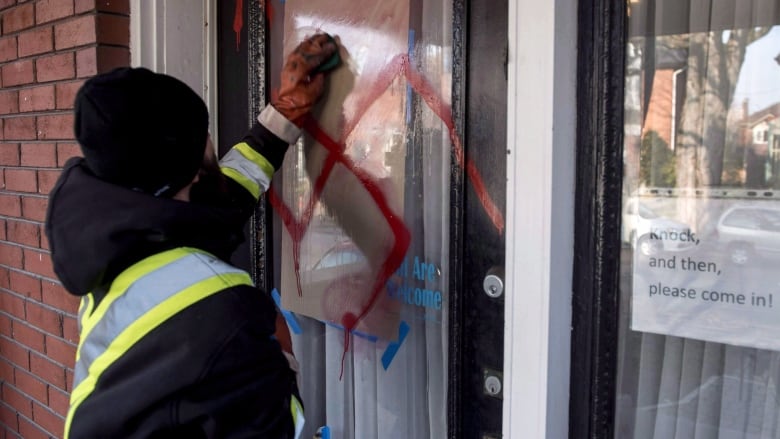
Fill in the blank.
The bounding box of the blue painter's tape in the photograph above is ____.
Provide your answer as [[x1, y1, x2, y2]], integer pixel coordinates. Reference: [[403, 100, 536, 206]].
[[381, 320, 410, 370], [315, 425, 331, 439], [271, 289, 302, 335]]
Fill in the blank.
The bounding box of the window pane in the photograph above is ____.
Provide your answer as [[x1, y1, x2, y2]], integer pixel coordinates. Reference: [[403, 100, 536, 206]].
[[618, 1, 780, 437], [272, 1, 452, 438]]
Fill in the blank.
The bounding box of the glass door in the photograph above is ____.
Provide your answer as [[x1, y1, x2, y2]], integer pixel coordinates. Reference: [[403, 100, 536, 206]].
[[219, 1, 507, 436], [255, 0, 507, 438], [272, 2, 452, 438]]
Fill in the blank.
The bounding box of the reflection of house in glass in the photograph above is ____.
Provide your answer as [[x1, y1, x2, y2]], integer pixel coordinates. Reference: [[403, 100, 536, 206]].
[[638, 60, 780, 190], [629, 24, 780, 192], [635, 45, 687, 188], [738, 103, 780, 188]]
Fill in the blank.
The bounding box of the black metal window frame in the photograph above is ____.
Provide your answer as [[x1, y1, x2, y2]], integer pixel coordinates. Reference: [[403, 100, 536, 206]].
[[569, 1, 627, 438]]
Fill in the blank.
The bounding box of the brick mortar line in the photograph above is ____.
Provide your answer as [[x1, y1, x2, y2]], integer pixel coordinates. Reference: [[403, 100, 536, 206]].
[[2, 168, 66, 175], [0, 332, 76, 370], [0, 109, 74, 117], [0, 192, 46, 198], [0, 46, 87, 65], [11, 399, 70, 425], [0, 277, 60, 291], [0, 219, 47, 227], [1, 110, 76, 117], [38, 9, 133, 25], [4, 430, 22, 439], [0, 44, 130, 88], [0, 216, 47, 226], [0, 399, 25, 418], [1, 313, 78, 346], [0, 280, 77, 317], [0, 40, 131, 63], [1, 165, 65, 171], [14, 410, 65, 437], [0, 351, 28, 374], [0, 239, 51, 254], [2, 372, 58, 405], [0, 266, 59, 286], [0, 241, 50, 253], [1, 141, 76, 146], [0, 216, 44, 225], [2, 10, 131, 36], [0, 332, 47, 363], [0, 293, 76, 325], [0, 308, 78, 338], [6, 79, 83, 89]]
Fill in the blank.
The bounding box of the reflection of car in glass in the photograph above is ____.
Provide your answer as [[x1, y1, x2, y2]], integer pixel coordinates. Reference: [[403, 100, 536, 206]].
[[622, 199, 694, 256], [716, 205, 780, 265], [311, 242, 366, 270]]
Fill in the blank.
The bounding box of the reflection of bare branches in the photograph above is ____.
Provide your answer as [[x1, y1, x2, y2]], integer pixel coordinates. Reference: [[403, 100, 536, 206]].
[[672, 28, 770, 190], [646, 28, 771, 232]]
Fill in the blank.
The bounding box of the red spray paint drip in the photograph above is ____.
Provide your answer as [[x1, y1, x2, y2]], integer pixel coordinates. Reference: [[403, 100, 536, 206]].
[[233, 0, 244, 52], [267, 52, 504, 379]]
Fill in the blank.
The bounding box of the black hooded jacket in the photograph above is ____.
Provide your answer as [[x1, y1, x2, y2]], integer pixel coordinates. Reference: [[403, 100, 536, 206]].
[[45, 116, 300, 438]]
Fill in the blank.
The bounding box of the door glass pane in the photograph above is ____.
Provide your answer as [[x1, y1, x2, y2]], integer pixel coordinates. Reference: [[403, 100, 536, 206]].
[[270, 1, 452, 438], [618, 1, 780, 437]]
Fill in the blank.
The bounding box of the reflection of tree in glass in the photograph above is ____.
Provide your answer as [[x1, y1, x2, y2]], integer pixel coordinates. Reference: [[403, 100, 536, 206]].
[[672, 28, 771, 188], [640, 131, 676, 187]]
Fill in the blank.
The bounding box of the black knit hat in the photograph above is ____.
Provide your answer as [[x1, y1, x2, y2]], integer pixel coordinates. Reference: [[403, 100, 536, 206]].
[[74, 67, 209, 197]]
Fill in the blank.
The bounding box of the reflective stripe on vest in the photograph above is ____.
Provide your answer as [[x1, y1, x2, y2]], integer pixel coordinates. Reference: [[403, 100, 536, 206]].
[[291, 394, 305, 438], [77, 293, 93, 334], [220, 142, 275, 200], [65, 247, 253, 439]]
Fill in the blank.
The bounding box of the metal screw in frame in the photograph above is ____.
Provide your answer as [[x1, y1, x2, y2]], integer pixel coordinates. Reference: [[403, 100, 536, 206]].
[[483, 266, 505, 298]]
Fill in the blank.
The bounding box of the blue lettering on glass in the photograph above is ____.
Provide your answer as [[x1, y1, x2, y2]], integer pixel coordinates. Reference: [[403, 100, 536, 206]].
[[389, 256, 444, 310], [395, 256, 440, 281]]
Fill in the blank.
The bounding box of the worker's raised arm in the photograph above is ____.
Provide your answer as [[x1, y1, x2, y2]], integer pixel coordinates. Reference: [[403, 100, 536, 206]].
[[219, 33, 339, 206]]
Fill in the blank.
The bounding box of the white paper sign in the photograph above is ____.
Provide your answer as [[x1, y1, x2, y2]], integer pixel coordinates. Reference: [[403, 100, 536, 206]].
[[630, 195, 780, 351]]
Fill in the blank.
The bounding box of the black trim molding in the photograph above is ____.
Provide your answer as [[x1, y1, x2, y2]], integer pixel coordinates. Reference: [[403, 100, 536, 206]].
[[448, 2, 466, 438], [569, 1, 627, 438], [247, 0, 273, 293]]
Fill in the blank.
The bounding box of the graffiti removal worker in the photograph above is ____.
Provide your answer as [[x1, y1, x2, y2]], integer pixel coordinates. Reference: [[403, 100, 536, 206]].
[[44, 33, 338, 438]]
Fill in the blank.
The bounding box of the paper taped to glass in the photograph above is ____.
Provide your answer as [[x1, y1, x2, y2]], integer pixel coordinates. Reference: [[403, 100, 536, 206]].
[[277, 0, 411, 341]]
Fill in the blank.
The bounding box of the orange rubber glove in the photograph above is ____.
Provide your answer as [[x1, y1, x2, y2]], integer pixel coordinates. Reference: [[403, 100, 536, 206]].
[[272, 33, 339, 125]]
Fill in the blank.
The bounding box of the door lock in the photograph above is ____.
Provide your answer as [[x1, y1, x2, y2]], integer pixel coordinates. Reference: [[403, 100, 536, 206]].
[[483, 266, 504, 298], [483, 368, 503, 399]]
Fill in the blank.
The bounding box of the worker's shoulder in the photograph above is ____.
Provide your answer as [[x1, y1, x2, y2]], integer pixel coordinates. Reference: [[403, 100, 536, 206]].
[[139, 247, 274, 329], [129, 246, 254, 289], [111, 247, 253, 297]]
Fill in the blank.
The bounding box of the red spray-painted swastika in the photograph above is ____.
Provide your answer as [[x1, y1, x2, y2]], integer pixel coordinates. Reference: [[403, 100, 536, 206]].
[[268, 53, 504, 377]]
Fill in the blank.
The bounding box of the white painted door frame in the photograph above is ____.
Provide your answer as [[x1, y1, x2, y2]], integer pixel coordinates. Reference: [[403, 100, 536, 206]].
[[129, 0, 219, 142], [504, 0, 576, 437]]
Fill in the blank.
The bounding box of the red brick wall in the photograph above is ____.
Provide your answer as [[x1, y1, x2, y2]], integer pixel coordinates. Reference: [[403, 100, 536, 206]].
[[0, 1, 129, 437]]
